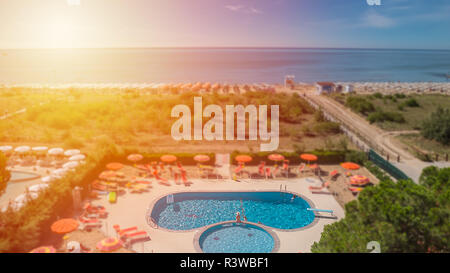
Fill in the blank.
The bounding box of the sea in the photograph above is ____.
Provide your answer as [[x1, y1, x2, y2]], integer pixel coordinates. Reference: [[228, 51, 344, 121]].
[[0, 48, 449, 85]]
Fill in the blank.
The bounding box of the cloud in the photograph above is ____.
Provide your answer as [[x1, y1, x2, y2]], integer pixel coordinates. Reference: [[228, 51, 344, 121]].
[[225, 4, 263, 14], [364, 11, 395, 28]]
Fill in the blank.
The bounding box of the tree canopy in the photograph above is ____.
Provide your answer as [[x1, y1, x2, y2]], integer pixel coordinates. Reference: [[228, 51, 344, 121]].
[[311, 166, 450, 253], [0, 152, 10, 196]]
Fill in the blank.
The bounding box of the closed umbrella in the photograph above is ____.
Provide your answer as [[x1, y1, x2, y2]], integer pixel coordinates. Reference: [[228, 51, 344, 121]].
[[160, 155, 177, 163], [96, 237, 123, 252], [193, 154, 210, 163], [51, 218, 79, 234], [64, 149, 80, 157]]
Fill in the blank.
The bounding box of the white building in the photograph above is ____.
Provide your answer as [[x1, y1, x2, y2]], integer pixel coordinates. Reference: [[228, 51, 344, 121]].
[[315, 82, 336, 94], [343, 84, 354, 93]]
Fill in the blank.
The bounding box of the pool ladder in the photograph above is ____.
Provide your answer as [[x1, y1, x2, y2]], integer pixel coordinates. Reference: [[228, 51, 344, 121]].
[[166, 194, 174, 204]]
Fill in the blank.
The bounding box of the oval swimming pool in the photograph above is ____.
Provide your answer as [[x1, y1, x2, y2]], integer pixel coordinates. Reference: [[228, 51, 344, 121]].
[[198, 222, 276, 253], [150, 191, 315, 230]]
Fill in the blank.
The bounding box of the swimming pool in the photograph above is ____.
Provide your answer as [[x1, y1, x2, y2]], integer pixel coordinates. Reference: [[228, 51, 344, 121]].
[[9, 171, 40, 182], [197, 222, 277, 253], [150, 191, 315, 230]]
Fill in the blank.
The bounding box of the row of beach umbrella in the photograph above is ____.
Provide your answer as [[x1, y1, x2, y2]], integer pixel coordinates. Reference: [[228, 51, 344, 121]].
[[0, 145, 84, 157]]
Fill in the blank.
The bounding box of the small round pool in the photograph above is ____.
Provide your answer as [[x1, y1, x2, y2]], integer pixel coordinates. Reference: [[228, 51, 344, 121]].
[[198, 222, 277, 253], [9, 171, 40, 182]]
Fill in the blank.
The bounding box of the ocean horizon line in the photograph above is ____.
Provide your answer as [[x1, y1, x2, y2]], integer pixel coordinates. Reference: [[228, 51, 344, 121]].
[[1, 46, 450, 51]]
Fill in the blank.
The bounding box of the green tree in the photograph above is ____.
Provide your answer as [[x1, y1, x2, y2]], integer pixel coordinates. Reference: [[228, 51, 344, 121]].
[[421, 106, 450, 145], [311, 166, 450, 253]]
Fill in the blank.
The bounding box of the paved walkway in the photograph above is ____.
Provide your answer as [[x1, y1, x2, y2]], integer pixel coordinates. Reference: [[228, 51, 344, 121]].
[[215, 153, 230, 179]]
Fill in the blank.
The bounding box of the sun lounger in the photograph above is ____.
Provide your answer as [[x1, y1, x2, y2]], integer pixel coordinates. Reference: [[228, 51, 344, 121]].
[[123, 231, 151, 247], [181, 171, 192, 186], [114, 225, 138, 237], [329, 170, 339, 179], [265, 167, 272, 179]]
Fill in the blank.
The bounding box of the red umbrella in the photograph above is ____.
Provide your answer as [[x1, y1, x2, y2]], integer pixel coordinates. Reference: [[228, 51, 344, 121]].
[[341, 162, 360, 170], [51, 218, 79, 234], [96, 237, 123, 252], [300, 154, 318, 162], [161, 155, 177, 163], [235, 155, 252, 163], [99, 170, 116, 180], [194, 154, 210, 163], [350, 175, 370, 186], [127, 154, 143, 163], [29, 246, 56, 253], [106, 162, 124, 171], [268, 154, 285, 162]]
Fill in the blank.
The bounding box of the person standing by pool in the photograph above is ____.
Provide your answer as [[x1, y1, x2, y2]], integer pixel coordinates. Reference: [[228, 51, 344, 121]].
[[235, 212, 241, 223]]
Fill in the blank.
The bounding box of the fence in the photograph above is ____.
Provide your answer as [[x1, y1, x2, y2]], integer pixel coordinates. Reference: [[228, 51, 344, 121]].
[[368, 149, 410, 181]]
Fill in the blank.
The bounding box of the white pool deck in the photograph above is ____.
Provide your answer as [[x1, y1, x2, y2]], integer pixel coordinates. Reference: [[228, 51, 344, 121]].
[[92, 177, 345, 253]]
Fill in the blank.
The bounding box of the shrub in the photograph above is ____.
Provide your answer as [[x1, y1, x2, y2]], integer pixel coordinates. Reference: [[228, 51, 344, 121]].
[[346, 96, 375, 115], [313, 122, 341, 135], [367, 111, 405, 124], [421, 106, 450, 145], [403, 98, 420, 107]]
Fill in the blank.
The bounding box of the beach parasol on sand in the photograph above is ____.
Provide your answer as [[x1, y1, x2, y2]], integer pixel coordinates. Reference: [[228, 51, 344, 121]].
[[41, 176, 55, 183], [193, 154, 210, 163], [14, 146, 30, 154], [300, 154, 318, 162], [235, 155, 252, 163], [48, 148, 64, 156], [268, 154, 285, 162], [64, 149, 80, 157], [160, 155, 177, 163], [51, 218, 79, 234], [127, 154, 143, 163], [29, 246, 56, 253], [96, 237, 123, 252], [69, 154, 86, 161], [350, 175, 370, 186], [0, 146, 12, 155], [106, 162, 124, 171], [28, 183, 49, 192], [340, 162, 360, 170], [63, 161, 79, 169]]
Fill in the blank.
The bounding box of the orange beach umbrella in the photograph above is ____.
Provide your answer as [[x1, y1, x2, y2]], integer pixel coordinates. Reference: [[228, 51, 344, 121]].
[[235, 155, 252, 163], [300, 154, 318, 162], [340, 162, 360, 170], [194, 154, 210, 162], [127, 154, 143, 163], [160, 155, 177, 163], [51, 218, 79, 234], [106, 162, 124, 171], [268, 154, 285, 162], [96, 237, 123, 252], [29, 246, 56, 253]]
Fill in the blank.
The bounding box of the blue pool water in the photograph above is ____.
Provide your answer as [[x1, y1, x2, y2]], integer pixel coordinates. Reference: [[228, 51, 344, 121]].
[[199, 223, 274, 253], [150, 192, 315, 230]]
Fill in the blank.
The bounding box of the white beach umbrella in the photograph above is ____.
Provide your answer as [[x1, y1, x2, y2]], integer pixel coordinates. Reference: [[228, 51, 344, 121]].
[[41, 176, 55, 183], [14, 146, 31, 153], [28, 183, 49, 192], [0, 146, 12, 153], [64, 149, 80, 157], [69, 154, 86, 161], [32, 146, 48, 152], [63, 161, 79, 169], [48, 148, 64, 156], [15, 192, 38, 203], [52, 168, 68, 177]]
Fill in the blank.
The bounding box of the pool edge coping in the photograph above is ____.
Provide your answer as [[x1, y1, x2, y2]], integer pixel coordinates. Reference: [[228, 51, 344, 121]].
[[192, 220, 281, 253], [146, 188, 319, 234]]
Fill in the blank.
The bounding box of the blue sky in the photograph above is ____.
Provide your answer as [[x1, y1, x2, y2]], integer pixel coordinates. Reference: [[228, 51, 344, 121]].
[[0, 0, 449, 49]]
